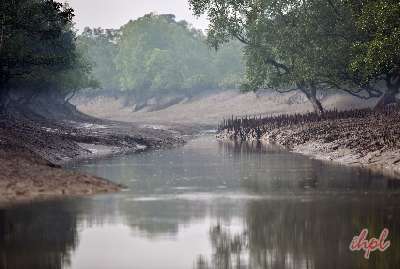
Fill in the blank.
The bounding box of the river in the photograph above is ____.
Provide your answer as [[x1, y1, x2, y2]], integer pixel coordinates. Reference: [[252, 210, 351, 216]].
[[1, 135, 400, 269]]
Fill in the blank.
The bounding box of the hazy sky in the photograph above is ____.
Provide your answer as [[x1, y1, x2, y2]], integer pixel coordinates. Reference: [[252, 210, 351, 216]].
[[66, 0, 209, 32]]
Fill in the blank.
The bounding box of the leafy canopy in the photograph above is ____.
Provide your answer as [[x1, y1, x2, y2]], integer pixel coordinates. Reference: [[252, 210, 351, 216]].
[[349, 0, 400, 83], [79, 14, 245, 98], [0, 0, 95, 103]]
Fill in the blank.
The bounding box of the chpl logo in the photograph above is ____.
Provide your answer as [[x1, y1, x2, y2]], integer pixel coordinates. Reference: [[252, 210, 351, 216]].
[[349, 228, 391, 259]]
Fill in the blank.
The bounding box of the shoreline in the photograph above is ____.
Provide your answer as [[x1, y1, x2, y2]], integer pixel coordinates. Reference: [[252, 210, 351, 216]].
[[0, 115, 186, 208], [291, 140, 400, 179], [0, 145, 122, 208], [218, 133, 400, 179], [217, 106, 400, 179]]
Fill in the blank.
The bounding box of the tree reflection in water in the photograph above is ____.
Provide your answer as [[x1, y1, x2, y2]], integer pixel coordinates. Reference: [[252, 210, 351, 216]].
[[0, 137, 398, 269], [195, 195, 400, 269], [0, 202, 79, 269], [218, 140, 395, 192], [196, 139, 400, 269]]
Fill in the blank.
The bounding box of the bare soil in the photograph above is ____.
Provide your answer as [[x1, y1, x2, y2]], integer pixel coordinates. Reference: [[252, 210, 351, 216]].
[[73, 90, 378, 126], [74, 89, 400, 177], [217, 105, 400, 178], [0, 109, 185, 207], [0, 145, 121, 207]]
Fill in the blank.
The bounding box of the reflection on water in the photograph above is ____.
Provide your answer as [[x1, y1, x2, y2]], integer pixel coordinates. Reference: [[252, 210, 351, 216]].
[[195, 196, 400, 269], [1, 136, 400, 269], [0, 203, 79, 269]]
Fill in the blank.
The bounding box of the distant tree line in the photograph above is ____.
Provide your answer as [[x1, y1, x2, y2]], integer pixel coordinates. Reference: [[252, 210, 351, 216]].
[[77, 13, 245, 102], [189, 0, 400, 114], [0, 0, 95, 114], [2, 0, 398, 117]]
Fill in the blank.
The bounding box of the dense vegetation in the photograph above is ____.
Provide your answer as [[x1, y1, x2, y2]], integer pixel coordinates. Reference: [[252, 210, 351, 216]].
[[78, 14, 245, 102], [1, 0, 399, 116], [189, 0, 400, 113], [0, 0, 94, 114]]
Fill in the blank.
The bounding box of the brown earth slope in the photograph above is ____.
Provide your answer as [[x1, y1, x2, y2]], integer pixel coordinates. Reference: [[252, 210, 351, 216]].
[[0, 109, 184, 207], [217, 106, 400, 178], [0, 144, 120, 206]]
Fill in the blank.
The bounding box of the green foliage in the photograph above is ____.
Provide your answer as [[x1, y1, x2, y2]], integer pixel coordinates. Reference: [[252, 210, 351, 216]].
[[191, 0, 351, 90], [190, 0, 400, 109], [118, 14, 209, 94], [0, 0, 95, 104], [349, 0, 400, 82], [0, 0, 72, 84], [77, 28, 120, 91], [212, 41, 245, 89], [144, 48, 183, 91], [80, 14, 244, 98]]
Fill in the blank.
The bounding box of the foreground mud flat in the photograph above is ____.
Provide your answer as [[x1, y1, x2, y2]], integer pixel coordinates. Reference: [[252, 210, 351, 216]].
[[0, 145, 121, 207], [217, 105, 400, 178], [0, 112, 184, 207]]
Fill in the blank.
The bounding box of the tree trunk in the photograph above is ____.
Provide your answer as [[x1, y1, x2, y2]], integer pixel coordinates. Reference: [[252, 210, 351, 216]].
[[375, 73, 400, 109], [64, 89, 78, 104], [299, 84, 324, 115], [309, 93, 324, 115], [375, 88, 399, 109]]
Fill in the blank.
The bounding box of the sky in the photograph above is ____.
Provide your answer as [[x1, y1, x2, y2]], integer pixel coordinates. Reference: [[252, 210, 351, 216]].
[[66, 0, 209, 32]]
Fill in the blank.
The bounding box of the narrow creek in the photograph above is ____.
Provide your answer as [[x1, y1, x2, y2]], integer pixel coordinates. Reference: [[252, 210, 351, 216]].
[[1, 135, 400, 269]]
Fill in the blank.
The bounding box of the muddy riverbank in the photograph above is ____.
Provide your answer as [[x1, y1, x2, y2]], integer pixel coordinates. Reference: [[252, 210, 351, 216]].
[[0, 112, 185, 207], [0, 145, 121, 206], [217, 105, 400, 178]]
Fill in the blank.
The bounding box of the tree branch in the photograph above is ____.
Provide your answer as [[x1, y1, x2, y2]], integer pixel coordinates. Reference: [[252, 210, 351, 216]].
[[323, 80, 382, 99], [275, 87, 299, 93], [264, 58, 289, 74]]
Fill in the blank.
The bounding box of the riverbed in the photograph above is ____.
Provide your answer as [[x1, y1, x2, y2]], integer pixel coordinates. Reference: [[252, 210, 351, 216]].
[[1, 135, 400, 269]]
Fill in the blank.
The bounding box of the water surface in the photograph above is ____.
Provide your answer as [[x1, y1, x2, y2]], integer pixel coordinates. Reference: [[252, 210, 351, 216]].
[[1, 135, 400, 269]]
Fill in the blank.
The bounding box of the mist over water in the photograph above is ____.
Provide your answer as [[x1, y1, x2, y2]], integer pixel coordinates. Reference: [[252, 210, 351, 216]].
[[1, 136, 399, 269]]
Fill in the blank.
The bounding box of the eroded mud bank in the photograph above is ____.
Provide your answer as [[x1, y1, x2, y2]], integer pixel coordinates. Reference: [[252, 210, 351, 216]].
[[217, 106, 400, 178]]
